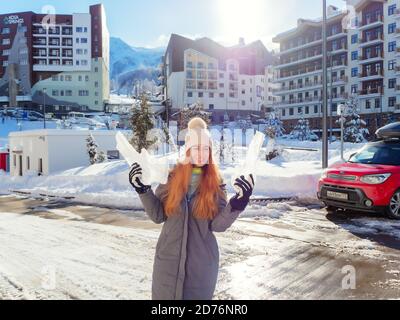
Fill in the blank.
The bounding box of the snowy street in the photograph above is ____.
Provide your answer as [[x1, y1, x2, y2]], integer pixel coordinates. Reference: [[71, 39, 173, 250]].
[[1, 194, 399, 300]]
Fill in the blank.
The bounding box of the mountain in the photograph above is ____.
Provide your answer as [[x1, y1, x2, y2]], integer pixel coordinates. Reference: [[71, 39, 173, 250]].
[[109, 37, 165, 81]]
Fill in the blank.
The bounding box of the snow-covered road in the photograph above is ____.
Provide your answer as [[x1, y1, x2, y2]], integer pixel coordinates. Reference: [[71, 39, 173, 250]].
[[1, 195, 399, 300]]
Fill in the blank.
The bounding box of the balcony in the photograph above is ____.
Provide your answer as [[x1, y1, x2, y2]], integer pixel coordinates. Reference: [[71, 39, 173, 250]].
[[278, 36, 322, 55], [277, 61, 347, 81], [358, 52, 384, 64], [358, 87, 384, 96], [358, 33, 384, 46], [33, 40, 46, 46], [277, 51, 322, 69], [359, 15, 384, 30], [358, 69, 384, 80]]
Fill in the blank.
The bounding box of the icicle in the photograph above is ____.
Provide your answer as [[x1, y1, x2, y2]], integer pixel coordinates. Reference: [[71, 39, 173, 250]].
[[116, 132, 169, 185]]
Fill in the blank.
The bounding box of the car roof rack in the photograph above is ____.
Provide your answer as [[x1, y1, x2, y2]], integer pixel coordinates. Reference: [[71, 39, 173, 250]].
[[375, 122, 400, 140]]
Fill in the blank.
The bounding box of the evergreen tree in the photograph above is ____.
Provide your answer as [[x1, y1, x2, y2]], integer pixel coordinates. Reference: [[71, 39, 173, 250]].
[[86, 133, 107, 165], [265, 111, 284, 161], [130, 94, 158, 152], [289, 115, 314, 141], [340, 97, 369, 143], [178, 101, 211, 130], [265, 110, 285, 139]]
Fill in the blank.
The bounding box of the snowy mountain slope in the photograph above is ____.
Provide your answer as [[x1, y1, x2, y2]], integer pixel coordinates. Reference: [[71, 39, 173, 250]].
[[110, 37, 164, 80]]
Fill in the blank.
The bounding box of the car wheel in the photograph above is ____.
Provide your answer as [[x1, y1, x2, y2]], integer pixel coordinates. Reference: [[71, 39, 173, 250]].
[[325, 205, 338, 213], [386, 190, 400, 220]]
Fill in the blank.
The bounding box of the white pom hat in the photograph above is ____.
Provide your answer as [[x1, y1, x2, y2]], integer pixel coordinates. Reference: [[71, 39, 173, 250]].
[[184, 117, 212, 152]]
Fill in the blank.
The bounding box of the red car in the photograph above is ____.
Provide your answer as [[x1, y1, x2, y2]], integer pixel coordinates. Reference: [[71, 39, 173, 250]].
[[318, 123, 400, 220]]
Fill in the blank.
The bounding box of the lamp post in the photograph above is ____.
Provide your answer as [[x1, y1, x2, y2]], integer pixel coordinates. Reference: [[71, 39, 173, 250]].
[[43, 88, 46, 129], [338, 103, 346, 161], [322, 0, 329, 168]]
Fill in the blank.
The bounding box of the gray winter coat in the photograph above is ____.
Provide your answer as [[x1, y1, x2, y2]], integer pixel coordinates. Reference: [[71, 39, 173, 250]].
[[138, 175, 244, 300]]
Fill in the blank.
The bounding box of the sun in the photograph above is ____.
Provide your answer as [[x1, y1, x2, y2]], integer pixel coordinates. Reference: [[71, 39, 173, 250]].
[[217, 0, 267, 45]]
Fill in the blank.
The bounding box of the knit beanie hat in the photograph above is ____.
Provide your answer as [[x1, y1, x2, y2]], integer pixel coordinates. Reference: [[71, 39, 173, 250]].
[[184, 117, 212, 153]]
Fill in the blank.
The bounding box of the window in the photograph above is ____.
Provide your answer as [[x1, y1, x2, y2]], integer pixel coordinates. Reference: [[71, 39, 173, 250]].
[[219, 83, 224, 88], [52, 90, 59, 96], [187, 92, 192, 97], [65, 75, 72, 81], [375, 98, 381, 109], [52, 75, 58, 81], [2, 28, 10, 34], [2, 38, 10, 45], [209, 104, 214, 110], [81, 38, 88, 44], [351, 67, 358, 77], [389, 97, 396, 107], [289, 108, 294, 116], [79, 90, 89, 96], [26, 156, 30, 170], [84, 27, 88, 33], [241, 80, 245, 85], [351, 34, 358, 44], [66, 90, 72, 96], [389, 4, 397, 15], [94, 81, 99, 88], [85, 75, 89, 82], [389, 78, 396, 89], [2, 49, 9, 56], [95, 67, 99, 72], [76, 27, 83, 32], [219, 93, 224, 98], [198, 92, 203, 98], [81, 60, 88, 66], [388, 41, 396, 52], [305, 106, 309, 114], [209, 92, 214, 98], [219, 73, 224, 79], [366, 100, 371, 109], [76, 38, 80, 44], [314, 105, 319, 114], [389, 60, 396, 70], [389, 23, 396, 34], [351, 51, 358, 60], [241, 100, 245, 106], [351, 84, 358, 94]]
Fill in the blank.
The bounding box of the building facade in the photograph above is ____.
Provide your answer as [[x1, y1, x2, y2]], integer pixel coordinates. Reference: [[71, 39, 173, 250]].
[[0, 4, 110, 116], [272, 0, 400, 135], [162, 34, 278, 123]]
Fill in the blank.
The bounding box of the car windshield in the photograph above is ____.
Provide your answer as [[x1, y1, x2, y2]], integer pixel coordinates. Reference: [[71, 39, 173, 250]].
[[348, 143, 400, 166]]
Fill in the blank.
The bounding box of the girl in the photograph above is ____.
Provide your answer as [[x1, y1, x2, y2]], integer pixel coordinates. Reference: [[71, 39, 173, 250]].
[[129, 117, 254, 300]]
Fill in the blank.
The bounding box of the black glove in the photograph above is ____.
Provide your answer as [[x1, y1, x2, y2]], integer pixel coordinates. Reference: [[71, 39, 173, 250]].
[[129, 162, 151, 194], [229, 174, 254, 211]]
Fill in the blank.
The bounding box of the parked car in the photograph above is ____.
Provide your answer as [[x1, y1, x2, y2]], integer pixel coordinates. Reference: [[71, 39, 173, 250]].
[[318, 122, 400, 220]]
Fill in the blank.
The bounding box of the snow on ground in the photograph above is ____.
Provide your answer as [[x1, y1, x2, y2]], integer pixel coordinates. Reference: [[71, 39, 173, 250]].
[[0, 136, 364, 209], [1, 196, 399, 300]]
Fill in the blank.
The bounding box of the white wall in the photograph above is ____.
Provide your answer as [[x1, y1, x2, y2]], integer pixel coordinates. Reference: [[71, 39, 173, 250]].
[[9, 130, 119, 176]]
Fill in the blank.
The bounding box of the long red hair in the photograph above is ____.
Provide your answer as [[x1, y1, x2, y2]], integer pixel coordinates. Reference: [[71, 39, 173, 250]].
[[163, 149, 224, 220]]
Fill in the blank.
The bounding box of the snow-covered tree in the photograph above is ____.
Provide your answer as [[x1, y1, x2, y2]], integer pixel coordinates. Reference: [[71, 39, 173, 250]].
[[178, 101, 211, 130], [236, 114, 253, 131], [339, 97, 369, 143], [86, 133, 107, 165], [130, 94, 158, 152], [289, 116, 314, 141], [265, 111, 285, 139], [265, 111, 285, 161]]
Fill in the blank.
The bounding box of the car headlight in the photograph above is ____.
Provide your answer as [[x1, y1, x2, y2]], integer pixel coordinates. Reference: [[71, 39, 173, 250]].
[[360, 173, 391, 184], [321, 170, 328, 179]]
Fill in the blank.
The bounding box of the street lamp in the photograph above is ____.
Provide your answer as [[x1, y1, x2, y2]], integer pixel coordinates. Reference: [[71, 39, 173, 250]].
[[43, 88, 46, 129], [322, 0, 329, 168], [338, 103, 346, 161]]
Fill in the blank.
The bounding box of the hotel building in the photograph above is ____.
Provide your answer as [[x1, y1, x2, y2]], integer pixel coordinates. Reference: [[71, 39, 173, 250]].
[[272, 0, 400, 135], [162, 34, 277, 123], [0, 4, 110, 116]]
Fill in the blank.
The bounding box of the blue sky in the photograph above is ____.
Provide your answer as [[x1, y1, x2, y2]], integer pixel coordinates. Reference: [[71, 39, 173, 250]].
[[0, 0, 346, 49]]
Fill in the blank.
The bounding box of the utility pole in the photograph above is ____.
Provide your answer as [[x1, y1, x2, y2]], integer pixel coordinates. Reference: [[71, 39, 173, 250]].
[[43, 88, 46, 129], [322, 0, 329, 168]]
